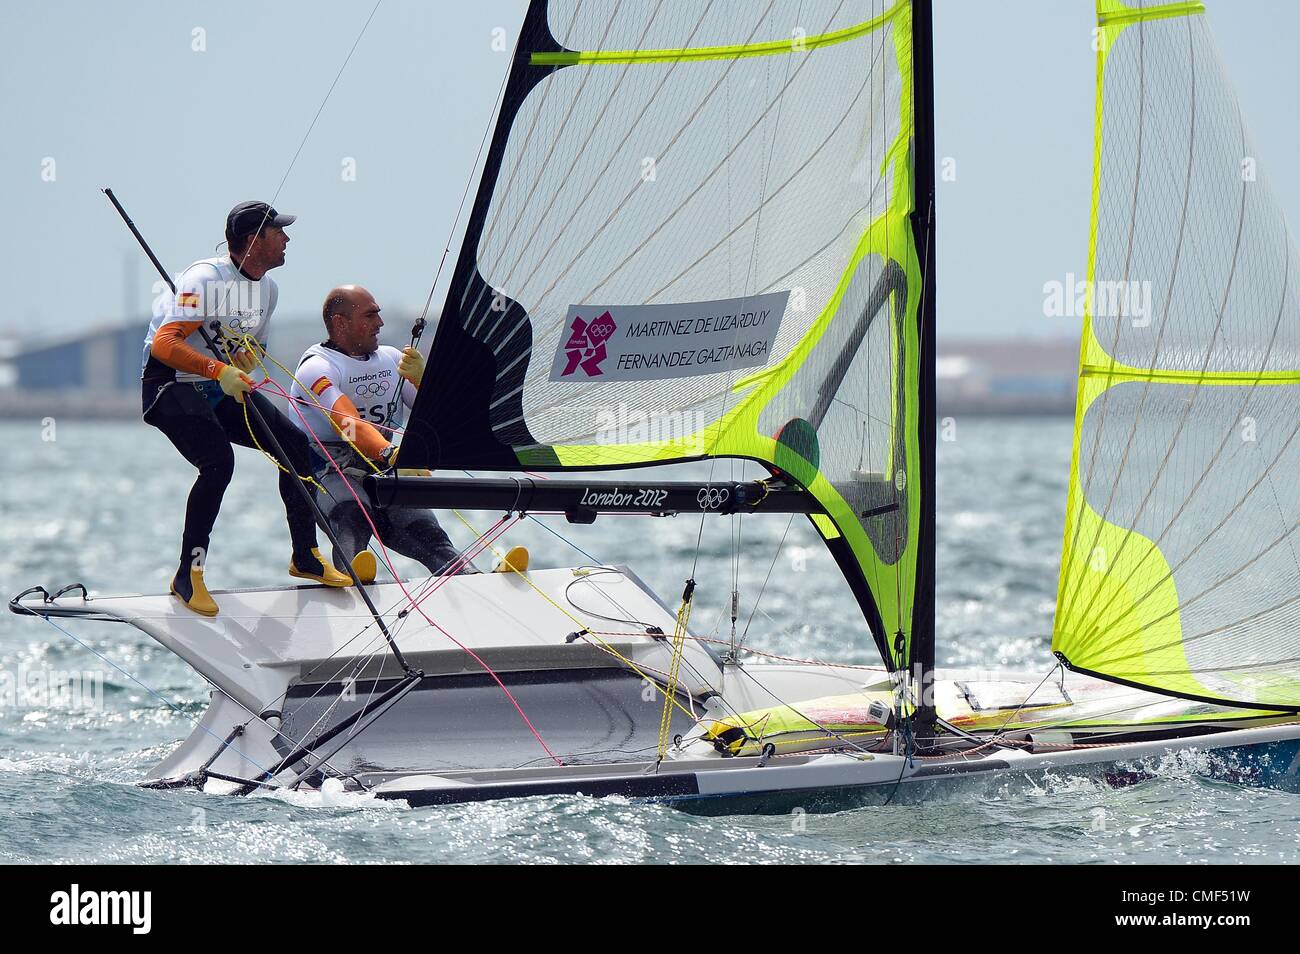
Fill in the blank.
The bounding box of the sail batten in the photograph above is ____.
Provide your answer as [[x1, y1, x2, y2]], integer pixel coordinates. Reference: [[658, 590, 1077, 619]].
[[535, 1, 909, 65], [1054, 0, 1300, 710]]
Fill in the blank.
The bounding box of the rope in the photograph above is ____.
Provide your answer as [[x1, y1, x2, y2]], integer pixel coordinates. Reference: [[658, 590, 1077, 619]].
[[657, 581, 696, 762], [586, 628, 885, 671], [464, 517, 882, 736], [739, 512, 795, 649], [226, 334, 389, 474], [212, 335, 328, 492], [234, 339, 739, 726], [445, 512, 702, 723], [223, 514, 517, 764], [250, 373, 564, 766], [218, 334, 700, 752], [990, 662, 1063, 738], [205, 337, 848, 751]]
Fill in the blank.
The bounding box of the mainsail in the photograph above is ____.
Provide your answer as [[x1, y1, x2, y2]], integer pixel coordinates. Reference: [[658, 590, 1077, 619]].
[[1053, 0, 1300, 708], [401, 1, 936, 671]]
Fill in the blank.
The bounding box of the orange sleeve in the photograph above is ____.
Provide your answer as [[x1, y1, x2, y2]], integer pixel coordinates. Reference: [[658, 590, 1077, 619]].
[[151, 321, 227, 380], [329, 393, 390, 460]]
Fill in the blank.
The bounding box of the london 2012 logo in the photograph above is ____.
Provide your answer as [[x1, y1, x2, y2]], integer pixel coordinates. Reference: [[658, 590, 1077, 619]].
[[560, 311, 617, 377]]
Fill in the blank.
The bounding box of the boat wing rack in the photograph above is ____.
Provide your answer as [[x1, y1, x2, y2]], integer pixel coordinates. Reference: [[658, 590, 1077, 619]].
[[365, 474, 823, 522]]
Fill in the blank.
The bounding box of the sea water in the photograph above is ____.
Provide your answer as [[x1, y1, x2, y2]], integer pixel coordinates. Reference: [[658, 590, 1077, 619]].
[[2, 417, 1298, 864]]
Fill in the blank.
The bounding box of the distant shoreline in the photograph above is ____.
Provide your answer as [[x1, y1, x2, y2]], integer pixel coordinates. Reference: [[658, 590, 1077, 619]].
[[0, 392, 1075, 420]]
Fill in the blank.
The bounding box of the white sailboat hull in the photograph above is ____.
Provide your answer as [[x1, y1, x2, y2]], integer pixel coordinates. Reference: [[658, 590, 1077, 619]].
[[14, 567, 1300, 811], [365, 720, 1300, 811]]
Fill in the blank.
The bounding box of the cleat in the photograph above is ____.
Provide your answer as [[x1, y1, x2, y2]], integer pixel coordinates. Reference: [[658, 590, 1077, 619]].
[[493, 546, 529, 574], [351, 550, 377, 585], [171, 567, 219, 617], [290, 547, 353, 587]]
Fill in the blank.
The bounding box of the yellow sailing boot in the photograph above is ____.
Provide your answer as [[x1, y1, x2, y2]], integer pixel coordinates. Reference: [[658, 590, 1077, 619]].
[[171, 566, 219, 617], [351, 550, 377, 585], [290, 548, 353, 587], [493, 546, 529, 573]]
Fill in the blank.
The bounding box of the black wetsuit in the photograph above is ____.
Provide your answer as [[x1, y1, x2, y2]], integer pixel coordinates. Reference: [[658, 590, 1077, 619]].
[[144, 380, 321, 572]]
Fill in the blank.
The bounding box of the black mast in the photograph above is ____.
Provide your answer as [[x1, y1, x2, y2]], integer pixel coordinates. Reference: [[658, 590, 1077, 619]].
[[399, 0, 564, 471], [909, 0, 938, 735]]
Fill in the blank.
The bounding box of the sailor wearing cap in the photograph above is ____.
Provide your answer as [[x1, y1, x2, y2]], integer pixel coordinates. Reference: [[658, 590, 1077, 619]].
[[141, 201, 350, 616]]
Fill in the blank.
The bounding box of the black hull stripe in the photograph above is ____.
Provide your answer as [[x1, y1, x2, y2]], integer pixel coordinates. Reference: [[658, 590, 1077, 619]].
[[374, 770, 700, 807]]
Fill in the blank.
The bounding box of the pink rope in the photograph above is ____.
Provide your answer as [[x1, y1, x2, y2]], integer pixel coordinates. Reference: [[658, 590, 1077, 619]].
[[276, 389, 406, 437], [251, 378, 564, 766], [398, 515, 519, 617]]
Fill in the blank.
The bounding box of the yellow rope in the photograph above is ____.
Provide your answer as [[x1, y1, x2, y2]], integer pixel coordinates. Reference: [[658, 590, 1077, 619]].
[[656, 585, 695, 760], [212, 334, 326, 493], [234, 335, 388, 475], [446, 510, 700, 722]]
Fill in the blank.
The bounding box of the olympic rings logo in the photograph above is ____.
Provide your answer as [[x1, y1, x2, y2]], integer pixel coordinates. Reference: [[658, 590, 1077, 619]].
[[222, 316, 261, 332], [697, 486, 730, 510], [355, 380, 391, 397]]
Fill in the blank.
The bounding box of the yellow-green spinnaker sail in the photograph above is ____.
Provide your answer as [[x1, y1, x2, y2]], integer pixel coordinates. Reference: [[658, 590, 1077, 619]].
[[1053, 0, 1300, 709]]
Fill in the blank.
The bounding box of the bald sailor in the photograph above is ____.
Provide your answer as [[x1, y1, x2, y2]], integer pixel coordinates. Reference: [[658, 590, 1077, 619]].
[[290, 285, 478, 580]]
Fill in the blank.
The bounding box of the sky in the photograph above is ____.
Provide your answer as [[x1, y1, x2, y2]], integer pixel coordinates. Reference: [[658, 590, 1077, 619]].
[[3, 0, 1299, 343]]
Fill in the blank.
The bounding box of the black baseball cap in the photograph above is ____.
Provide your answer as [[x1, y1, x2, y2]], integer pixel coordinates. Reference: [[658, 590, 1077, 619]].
[[225, 201, 296, 246]]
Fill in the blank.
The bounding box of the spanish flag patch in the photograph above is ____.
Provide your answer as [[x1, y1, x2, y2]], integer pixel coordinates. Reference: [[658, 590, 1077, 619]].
[[177, 292, 200, 308], [310, 376, 332, 396]]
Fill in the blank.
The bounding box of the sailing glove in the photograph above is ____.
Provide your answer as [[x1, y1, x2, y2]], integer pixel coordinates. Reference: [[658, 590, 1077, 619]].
[[398, 347, 425, 385], [217, 365, 254, 403]]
